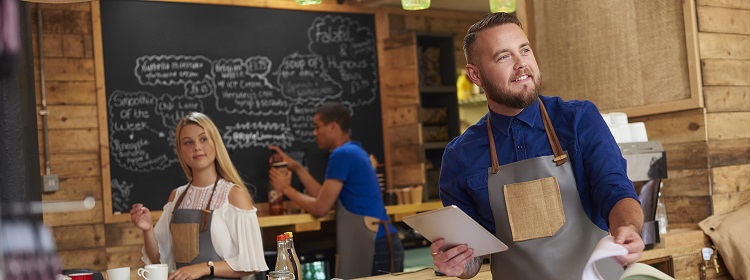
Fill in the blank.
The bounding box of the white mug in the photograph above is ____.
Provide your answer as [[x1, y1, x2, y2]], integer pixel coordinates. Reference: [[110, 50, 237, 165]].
[[106, 267, 130, 280], [137, 264, 168, 280]]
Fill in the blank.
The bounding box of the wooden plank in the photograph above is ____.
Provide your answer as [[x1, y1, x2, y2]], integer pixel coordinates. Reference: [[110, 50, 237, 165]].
[[35, 80, 97, 105], [711, 163, 750, 194], [663, 141, 708, 170], [39, 2, 91, 12], [106, 246, 144, 271], [36, 105, 98, 129], [704, 86, 750, 113], [41, 9, 92, 34], [662, 169, 710, 197], [62, 34, 88, 58], [697, 0, 750, 9], [43, 200, 104, 227], [390, 144, 424, 165], [390, 162, 425, 187], [630, 108, 707, 144], [37, 57, 95, 81], [708, 138, 750, 167], [45, 153, 100, 178], [672, 254, 703, 280], [58, 248, 107, 272], [380, 68, 420, 107], [34, 33, 64, 57], [388, 124, 421, 146], [38, 128, 99, 154], [383, 104, 420, 126], [707, 112, 750, 140], [52, 224, 105, 250], [699, 32, 750, 60], [702, 59, 750, 86], [697, 6, 750, 35], [105, 222, 144, 247], [42, 176, 102, 201], [663, 196, 712, 224], [711, 190, 750, 215]]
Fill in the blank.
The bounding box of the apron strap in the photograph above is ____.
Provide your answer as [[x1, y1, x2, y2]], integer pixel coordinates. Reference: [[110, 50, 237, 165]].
[[537, 98, 568, 166], [485, 98, 568, 172], [172, 177, 220, 232], [486, 114, 501, 174]]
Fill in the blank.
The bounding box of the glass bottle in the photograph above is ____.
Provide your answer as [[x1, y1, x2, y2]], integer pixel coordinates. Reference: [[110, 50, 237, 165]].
[[655, 195, 668, 234], [269, 153, 287, 215], [274, 234, 291, 272], [284, 232, 302, 280]]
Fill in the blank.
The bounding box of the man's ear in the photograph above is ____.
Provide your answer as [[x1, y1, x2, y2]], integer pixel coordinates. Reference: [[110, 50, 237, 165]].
[[466, 64, 483, 88]]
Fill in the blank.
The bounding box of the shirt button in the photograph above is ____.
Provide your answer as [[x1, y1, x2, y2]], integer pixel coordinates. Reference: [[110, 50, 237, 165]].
[[517, 145, 523, 149]]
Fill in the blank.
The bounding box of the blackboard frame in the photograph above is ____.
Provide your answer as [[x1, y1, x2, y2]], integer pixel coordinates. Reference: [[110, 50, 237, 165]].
[[93, 0, 384, 224]]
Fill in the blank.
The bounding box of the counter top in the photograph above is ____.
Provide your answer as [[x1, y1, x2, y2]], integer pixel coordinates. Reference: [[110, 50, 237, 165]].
[[256, 201, 444, 229], [356, 266, 492, 280]]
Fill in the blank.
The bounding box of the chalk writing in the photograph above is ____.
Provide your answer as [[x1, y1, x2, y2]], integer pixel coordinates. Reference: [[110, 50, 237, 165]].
[[223, 121, 294, 149], [111, 179, 134, 213], [135, 55, 213, 86]]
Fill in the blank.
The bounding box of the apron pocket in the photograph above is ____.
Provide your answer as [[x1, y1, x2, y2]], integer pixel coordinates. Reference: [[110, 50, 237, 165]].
[[503, 176, 566, 242], [171, 223, 200, 263]]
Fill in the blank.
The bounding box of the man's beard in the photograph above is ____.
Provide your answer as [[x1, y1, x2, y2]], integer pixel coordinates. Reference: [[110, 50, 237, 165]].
[[484, 72, 542, 109]]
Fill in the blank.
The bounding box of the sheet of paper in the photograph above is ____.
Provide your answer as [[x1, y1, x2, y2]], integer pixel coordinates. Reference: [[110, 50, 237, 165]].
[[582, 236, 628, 280]]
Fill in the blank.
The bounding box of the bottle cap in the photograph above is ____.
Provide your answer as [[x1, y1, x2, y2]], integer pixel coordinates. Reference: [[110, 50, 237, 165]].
[[285, 231, 293, 238], [277, 234, 286, 241]]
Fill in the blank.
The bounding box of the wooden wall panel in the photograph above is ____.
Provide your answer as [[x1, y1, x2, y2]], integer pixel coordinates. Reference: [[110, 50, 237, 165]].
[[697, 6, 750, 35], [106, 246, 143, 273], [703, 86, 750, 113], [702, 59, 750, 86], [35, 58, 95, 81], [662, 169, 710, 197], [663, 196, 711, 224], [42, 176, 102, 201], [698, 33, 750, 59], [35, 80, 97, 105], [58, 248, 107, 272], [44, 153, 100, 178], [706, 112, 750, 140], [43, 202, 104, 227], [390, 144, 424, 165], [38, 128, 99, 154], [36, 105, 98, 129], [383, 105, 420, 126], [708, 138, 750, 167], [52, 224, 105, 250], [663, 141, 708, 170], [105, 223, 143, 247], [388, 124, 421, 146], [697, 0, 750, 9], [711, 191, 750, 216], [711, 164, 750, 194], [630, 108, 707, 144], [390, 163, 425, 187]]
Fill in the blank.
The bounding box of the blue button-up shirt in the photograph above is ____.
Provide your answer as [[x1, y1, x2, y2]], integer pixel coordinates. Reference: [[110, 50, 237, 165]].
[[439, 96, 638, 234]]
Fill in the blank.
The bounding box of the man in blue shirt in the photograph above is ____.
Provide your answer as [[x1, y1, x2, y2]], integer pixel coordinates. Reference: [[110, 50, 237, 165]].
[[269, 102, 403, 278], [429, 13, 645, 279]]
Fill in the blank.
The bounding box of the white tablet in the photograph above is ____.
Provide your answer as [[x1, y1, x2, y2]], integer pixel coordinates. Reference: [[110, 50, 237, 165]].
[[403, 205, 508, 257]]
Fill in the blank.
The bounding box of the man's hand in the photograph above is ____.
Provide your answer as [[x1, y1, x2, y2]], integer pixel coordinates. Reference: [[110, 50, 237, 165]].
[[268, 145, 301, 171], [430, 239, 479, 278], [611, 225, 645, 266], [269, 166, 292, 193]]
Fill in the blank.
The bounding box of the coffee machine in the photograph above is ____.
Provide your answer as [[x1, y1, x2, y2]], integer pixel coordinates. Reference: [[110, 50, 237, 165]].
[[618, 141, 667, 249]]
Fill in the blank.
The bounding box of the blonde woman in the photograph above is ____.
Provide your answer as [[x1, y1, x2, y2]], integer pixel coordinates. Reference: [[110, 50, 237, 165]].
[[130, 112, 268, 280]]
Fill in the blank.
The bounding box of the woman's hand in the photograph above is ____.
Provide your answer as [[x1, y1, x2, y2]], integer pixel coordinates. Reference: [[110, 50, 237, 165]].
[[268, 145, 301, 171], [130, 204, 153, 231], [168, 263, 208, 280]]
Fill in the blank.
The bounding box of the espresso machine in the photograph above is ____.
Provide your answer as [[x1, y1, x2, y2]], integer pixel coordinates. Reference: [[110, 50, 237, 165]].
[[618, 141, 667, 249]]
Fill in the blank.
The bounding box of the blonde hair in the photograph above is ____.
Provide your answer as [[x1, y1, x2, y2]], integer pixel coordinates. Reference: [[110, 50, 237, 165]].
[[174, 112, 251, 197]]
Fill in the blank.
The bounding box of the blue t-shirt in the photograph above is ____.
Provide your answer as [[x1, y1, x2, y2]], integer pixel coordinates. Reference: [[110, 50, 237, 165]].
[[439, 96, 638, 234], [326, 141, 395, 238]]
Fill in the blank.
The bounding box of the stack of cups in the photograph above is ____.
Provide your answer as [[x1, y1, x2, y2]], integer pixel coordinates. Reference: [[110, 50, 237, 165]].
[[602, 112, 648, 143]]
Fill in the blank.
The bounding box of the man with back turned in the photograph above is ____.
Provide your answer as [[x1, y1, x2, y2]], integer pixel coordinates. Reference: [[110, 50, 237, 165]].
[[430, 12, 645, 279]]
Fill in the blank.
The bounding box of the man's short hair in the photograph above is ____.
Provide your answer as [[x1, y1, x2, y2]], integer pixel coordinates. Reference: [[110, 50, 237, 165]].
[[316, 101, 351, 133], [463, 12, 523, 65]]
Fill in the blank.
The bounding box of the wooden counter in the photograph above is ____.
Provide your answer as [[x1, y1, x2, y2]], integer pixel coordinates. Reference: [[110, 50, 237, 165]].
[[256, 201, 443, 231], [357, 265, 492, 280]]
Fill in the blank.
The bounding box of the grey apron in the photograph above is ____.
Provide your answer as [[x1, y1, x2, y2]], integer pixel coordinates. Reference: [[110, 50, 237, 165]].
[[336, 202, 387, 279], [486, 100, 623, 279], [172, 180, 237, 280]]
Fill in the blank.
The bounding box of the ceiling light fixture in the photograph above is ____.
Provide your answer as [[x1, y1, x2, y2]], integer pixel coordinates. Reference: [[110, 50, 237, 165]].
[[401, 0, 430, 11]]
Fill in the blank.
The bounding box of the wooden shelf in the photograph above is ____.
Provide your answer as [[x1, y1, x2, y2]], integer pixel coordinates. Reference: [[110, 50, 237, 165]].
[[419, 85, 456, 94], [458, 94, 487, 105], [423, 141, 449, 150]]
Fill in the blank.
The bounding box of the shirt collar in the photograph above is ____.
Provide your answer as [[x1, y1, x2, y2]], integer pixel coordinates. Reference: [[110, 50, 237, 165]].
[[487, 98, 540, 136]]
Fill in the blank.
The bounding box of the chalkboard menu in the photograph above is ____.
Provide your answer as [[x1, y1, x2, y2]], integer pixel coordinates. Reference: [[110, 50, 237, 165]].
[[100, 0, 383, 214]]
